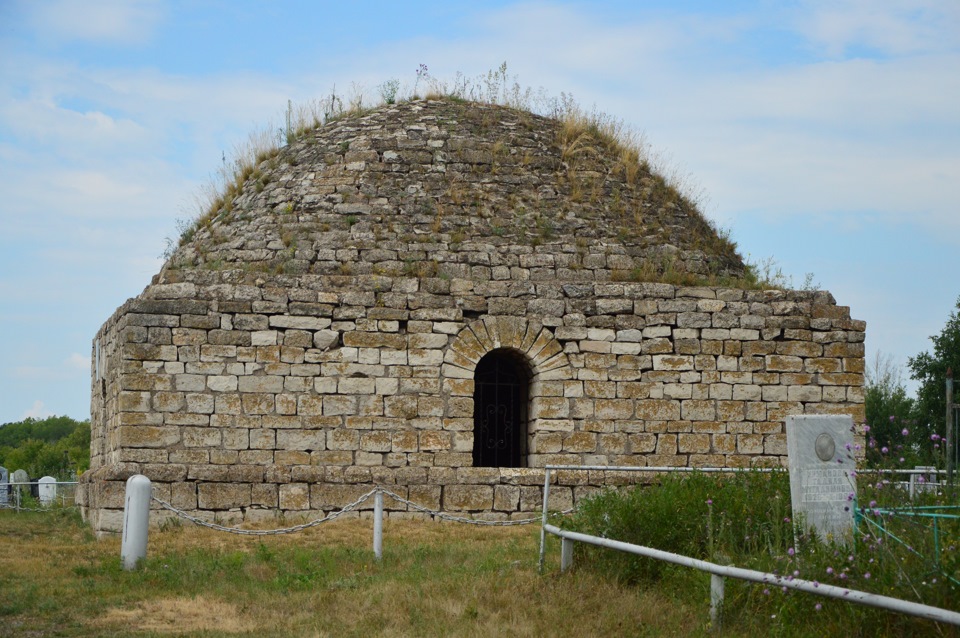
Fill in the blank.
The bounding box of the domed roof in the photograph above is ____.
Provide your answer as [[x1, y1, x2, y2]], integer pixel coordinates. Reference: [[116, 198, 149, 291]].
[[161, 99, 744, 284]]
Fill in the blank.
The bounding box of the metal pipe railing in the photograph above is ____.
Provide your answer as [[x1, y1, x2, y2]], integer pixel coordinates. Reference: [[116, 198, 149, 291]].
[[537, 464, 960, 628]]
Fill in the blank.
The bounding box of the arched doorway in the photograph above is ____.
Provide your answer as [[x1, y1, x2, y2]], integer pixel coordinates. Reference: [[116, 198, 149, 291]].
[[472, 349, 530, 468]]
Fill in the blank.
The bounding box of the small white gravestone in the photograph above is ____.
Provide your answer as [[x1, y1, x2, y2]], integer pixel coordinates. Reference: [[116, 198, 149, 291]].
[[786, 415, 857, 543], [0, 467, 8, 506], [38, 476, 57, 506]]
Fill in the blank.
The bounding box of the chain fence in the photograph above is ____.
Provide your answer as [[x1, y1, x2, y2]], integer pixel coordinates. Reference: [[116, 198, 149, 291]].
[[150, 485, 566, 536]]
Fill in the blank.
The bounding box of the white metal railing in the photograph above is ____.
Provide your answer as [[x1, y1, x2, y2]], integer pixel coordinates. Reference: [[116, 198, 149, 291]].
[[537, 464, 960, 628]]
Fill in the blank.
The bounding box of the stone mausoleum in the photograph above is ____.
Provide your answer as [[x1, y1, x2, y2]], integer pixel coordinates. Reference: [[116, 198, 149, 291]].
[[79, 99, 865, 533]]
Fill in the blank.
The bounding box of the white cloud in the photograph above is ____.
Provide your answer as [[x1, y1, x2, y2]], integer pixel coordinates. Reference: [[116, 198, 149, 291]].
[[794, 0, 960, 57], [22, 400, 52, 420], [66, 353, 90, 372], [25, 0, 165, 46]]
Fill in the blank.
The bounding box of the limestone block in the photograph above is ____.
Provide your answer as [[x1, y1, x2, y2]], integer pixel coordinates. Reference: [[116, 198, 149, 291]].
[[765, 355, 803, 373], [494, 485, 521, 511], [118, 425, 179, 448], [736, 434, 764, 454], [635, 400, 681, 421], [732, 384, 761, 401], [680, 399, 717, 421], [563, 431, 597, 453], [597, 433, 628, 454], [182, 427, 221, 448], [678, 433, 710, 453], [250, 484, 278, 508], [269, 316, 332, 330], [455, 467, 501, 484], [338, 377, 376, 394], [184, 393, 215, 414], [252, 330, 279, 346], [595, 399, 634, 419], [761, 386, 788, 402], [197, 483, 251, 509], [201, 372, 238, 393], [118, 391, 151, 413], [766, 402, 803, 421], [359, 431, 392, 452], [275, 450, 311, 465], [776, 342, 822, 357], [763, 433, 787, 455], [355, 451, 384, 466], [311, 484, 375, 509], [444, 485, 494, 511], [241, 393, 275, 415], [323, 396, 358, 416], [419, 431, 451, 451], [279, 484, 310, 510], [306, 451, 348, 466], [327, 429, 360, 450], [531, 396, 569, 419], [277, 430, 325, 451], [152, 392, 184, 412], [238, 376, 284, 393], [212, 394, 241, 415], [787, 385, 823, 402], [656, 433, 678, 454], [249, 429, 276, 449], [717, 400, 746, 422], [432, 452, 472, 467], [531, 432, 562, 453], [417, 396, 445, 417], [691, 421, 727, 434], [712, 433, 736, 454], [407, 485, 441, 510]]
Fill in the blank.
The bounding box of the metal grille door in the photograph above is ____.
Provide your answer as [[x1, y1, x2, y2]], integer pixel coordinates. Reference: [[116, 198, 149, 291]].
[[473, 351, 528, 467]]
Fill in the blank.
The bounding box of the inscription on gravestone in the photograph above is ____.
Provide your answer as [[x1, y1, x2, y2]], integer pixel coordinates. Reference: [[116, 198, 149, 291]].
[[786, 415, 856, 543]]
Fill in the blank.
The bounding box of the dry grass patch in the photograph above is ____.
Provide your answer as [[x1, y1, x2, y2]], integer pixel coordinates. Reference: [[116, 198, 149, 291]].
[[94, 596, 254, 634], [0, 510, 711, 637]]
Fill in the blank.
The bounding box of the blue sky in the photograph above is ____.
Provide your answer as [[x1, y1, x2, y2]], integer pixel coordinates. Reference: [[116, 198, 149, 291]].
[[0, 0, 957, 423]]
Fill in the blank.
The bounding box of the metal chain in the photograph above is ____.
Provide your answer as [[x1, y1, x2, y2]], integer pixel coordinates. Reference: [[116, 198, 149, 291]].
[[151, 488, 379, 536], [0, 503, 55, 513], [377, 487, 567, 526], [149, 486, 571, 534]]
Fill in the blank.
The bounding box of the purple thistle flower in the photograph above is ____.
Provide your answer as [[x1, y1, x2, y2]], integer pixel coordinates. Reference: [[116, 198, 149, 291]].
[[901, 428, 909, 436], [815, 603, 822, 611]]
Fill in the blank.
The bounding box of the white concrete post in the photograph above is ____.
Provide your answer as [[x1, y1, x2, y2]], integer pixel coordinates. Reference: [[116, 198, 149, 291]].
[[560, 537, 574, 572], [373, 490, 383, 560], [710, 574, 725, 630], [121, 475, 152, 570]]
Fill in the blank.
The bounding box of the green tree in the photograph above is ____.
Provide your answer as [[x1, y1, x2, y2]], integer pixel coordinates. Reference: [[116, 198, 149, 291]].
[[0, 415, 90, 479], [863, 352, 917, 466], [908, 295, 960, 466]]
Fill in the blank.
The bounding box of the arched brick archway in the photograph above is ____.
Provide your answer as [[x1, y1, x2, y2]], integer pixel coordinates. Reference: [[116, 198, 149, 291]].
[[444, 317, 572, 467]]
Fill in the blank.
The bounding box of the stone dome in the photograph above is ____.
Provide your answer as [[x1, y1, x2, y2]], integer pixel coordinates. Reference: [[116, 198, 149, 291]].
[[161, 99, 744, 284]]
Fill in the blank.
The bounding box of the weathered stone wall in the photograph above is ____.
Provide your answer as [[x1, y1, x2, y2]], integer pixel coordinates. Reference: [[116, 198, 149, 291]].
[[80, 270, 864, 533]]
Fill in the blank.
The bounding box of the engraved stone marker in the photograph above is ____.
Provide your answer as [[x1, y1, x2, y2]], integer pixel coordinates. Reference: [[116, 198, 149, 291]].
[[786, 415, 856, 543], [10, 469, 29, 507], [0, 467, 7, 506], [38, 476, 57, 506]]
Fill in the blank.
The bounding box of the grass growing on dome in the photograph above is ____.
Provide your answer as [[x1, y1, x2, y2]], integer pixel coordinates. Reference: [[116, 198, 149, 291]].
[[164, 63, 750, 284]]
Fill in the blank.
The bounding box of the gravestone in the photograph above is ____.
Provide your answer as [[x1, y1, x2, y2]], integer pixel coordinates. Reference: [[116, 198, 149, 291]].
[[38, 476, 57, 506], [786, 415, 856, 543], [0, 467, 7, 506], [10, 469, 30, 507]]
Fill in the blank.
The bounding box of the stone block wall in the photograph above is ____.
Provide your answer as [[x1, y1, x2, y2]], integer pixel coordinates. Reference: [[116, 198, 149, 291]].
[[80, 271, 864, 533]]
